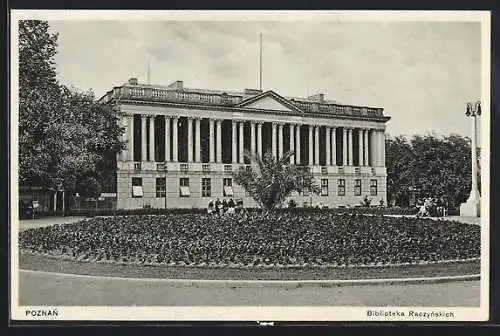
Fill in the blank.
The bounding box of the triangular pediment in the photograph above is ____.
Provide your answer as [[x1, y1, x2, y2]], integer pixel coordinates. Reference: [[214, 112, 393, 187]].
[[235, 91, 304, 114]]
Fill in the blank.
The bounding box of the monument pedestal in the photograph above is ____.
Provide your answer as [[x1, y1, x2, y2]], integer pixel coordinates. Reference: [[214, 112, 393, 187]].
[[460, 191, 480, 217]]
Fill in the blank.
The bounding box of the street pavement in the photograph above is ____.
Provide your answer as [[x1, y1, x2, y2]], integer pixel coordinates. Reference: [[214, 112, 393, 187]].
[[18, 270, 480, 307]]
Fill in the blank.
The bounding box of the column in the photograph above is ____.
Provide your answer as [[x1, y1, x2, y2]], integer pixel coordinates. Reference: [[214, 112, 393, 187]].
[[296, 124, 301, 165], [348, 128, 354, 166], [257, 122, 263, 157], [358, 128, 363, 167], [141, 115, 147, 162], [239, 121, 244, 163], [209, 119, 215, 163], [127, 115, 134, 161], [272, 122, 277, 158], [363, 129, 369, 166], [314, 125, 320, 165], [308, 125, 314, 165], [216, 119, 222, 163], [289, 124, 295, 164], [172, 117, 179, 162], [331, 127, 337, 166], [187, 117, 193, 162], [231, 121, 237, 163], [149, 115, 155, 161], [118, 116, 127, 161], [194, 118, 201, 162], [325, 126, 331, 166], [342, 127, 348, 166], [278, 123, 284, 159], [380, 130, 386, 166], [371, 129, 378, 167], [164, 116, 170, 162], [250, 121, 256, 157]]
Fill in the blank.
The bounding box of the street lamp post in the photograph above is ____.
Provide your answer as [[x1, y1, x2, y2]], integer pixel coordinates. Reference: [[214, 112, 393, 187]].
[[460, 101, 481, 217]]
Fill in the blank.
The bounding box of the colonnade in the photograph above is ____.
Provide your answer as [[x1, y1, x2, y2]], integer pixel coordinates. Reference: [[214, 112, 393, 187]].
[[120, 115, 386, 167]]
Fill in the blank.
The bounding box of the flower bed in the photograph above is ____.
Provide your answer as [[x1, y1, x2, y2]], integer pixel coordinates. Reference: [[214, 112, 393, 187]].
[[19, 212, 480, 267]]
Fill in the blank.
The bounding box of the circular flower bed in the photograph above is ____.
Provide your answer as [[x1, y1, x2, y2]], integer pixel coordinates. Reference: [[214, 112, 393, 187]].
[[19, 212, 480, 267]]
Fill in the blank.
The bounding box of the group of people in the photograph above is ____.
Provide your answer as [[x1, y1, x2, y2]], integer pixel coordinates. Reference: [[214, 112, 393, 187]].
[[417, 197, 449, 217], [207, 198, 240, 215]]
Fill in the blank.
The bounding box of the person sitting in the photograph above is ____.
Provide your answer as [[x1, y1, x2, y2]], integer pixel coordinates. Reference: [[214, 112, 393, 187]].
[[207, 200, 214, 214], [227, 198, 235, 214], [215, 198, 222, 214], [222, 199, 228, 214]]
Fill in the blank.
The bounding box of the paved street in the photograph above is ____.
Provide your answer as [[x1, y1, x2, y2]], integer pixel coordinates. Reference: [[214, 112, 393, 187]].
[[18, 270, 480, 307]]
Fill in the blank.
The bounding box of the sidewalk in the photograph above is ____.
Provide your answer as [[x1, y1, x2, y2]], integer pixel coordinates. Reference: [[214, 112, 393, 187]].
[[18, 216, 86, 231]]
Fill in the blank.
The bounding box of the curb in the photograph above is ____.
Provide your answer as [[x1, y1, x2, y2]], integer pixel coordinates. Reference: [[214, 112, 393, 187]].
[[19, 269, 480, 288]]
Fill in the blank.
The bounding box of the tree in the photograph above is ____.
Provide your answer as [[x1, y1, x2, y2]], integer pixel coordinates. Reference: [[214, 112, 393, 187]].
[[76, 176, 102, 200], [233, 150, 320, 210], [386, 136, 414, 206]]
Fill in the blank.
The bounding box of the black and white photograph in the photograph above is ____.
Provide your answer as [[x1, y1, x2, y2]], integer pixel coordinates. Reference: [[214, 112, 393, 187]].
[[10, 10, 490, 321]]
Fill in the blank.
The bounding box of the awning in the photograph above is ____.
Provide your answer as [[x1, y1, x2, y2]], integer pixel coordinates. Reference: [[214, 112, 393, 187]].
[[180, 186, 191, 197], [223, 186, 234, 197], [132, 186, 143, 197]]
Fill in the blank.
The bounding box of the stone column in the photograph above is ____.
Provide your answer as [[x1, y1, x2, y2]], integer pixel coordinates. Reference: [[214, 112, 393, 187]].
[[149, 115, 155, 161], [164, 116, 170, 162], [216, 119, 222, 163], [141, 115, 147, 162], [195, 117, 201, 162], [325, 126, 331, 166], [371, 129, 378, 167], [363, 129, 369, 166], [342, 127, 348, 166], [127, 114, 134, 161], [209, 119, 215, 163], [296, 124, 301, 165], [278, 123, 284, 159], [172, 117, 179, 162], [380, 130, 386, 166], [289, 124, 295, 164], [239, 120, 244, 163], [308, 125, 314, 165], [257, 122, 263, 157], [187, 117, 193, 162], [314, 125, 320, 165], [231, 121, 237, 163], [348, 128, 354, 166], [272, 122, 277, 158], [250, 121, 256, 157], [331, 127, 337, 166], [358, 128, 363, 167]]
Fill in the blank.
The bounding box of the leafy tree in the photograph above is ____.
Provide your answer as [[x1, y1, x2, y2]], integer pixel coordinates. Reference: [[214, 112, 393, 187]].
[[386, 136, 414, 206], [233, 150, 320, 210], [76, 176, 102, 199]]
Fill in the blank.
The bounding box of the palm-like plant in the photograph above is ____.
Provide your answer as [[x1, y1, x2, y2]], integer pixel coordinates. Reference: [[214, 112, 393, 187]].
[[233, 150, 320, 210]]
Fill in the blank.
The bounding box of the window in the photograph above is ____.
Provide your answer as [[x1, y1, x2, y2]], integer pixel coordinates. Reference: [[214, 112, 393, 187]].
[[223, 178, 233, 197], [156, 178, 166, 198], [370, 179, 378, 196], [338, 179, 345, 196], [180, 178, 190, 197], [321, 179, 329, 196], [132, 177, 143, 197], [354, 179, 362, 196], [202, 178, 211, 197]]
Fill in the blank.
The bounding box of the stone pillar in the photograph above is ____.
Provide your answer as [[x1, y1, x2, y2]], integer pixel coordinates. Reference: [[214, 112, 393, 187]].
[[209, 119, 215, 163], [358, 128, 363, 167], [348, 128, 354, 166], [272, 122, 277, 158], [164, 116, 170, 162], [278, 123, 284, 159], [250, 121, 256, 157], [231, 121, 237, 163], [325, 126, 331, 166], [289, 124, 295, 164], [127, 114, 134, 161], [371, 129, 378, 167], [216, 119, 222, 163], [141, 115, 147, 162], [308, 125, 314, 165], [149, 115, 155, 161], [257, 122, 263, 157], [195, 118, 201, 162], [172, 117, 179, 162], [239, 120, 244, 163], [296, 124, 301, 165], [380, 130, 386, 167], [363, 129, 369, 166], [331, 127, 336, 166], [342, 128, 348, 166], [187, 117, 193, 163], [314, 125, 320, 165]]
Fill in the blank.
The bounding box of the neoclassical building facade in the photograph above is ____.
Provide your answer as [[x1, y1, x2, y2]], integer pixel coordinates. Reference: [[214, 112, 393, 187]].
[[99, 78, 390, 209]]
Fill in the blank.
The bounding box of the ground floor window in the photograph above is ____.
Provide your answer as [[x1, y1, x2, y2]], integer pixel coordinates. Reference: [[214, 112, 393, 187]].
[[132, 177, 143, 197], [223, 178, 233, 197], [321, 179, 329, 196], [180, 178, 190, 197], [338, 179, 345, 196], [202, 178, 211, 197], [354, 179, 362, 196], [156, 177, 166, 198], [370, 179, 378, 196]]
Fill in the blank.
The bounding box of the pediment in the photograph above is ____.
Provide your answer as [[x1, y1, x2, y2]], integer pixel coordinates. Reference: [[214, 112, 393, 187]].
[[235, 91, 304, 114]]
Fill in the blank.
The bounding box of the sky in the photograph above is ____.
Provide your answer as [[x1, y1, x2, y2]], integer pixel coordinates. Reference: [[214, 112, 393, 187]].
[[47, 19, 482, 138]]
